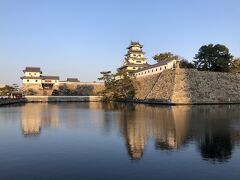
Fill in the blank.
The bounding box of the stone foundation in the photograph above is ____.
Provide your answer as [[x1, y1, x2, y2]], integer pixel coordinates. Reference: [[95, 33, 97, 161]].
[[58, 82, 105, 96], [134, 69, 240, 104], [22, 84, 43, 95]]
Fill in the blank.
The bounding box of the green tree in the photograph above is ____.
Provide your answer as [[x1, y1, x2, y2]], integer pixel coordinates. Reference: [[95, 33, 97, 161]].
[[179, 59, 195, 69], [153, 52, 178, 62], [114, 70, 135, 100], [98, 70, 135, 101], [230, 58, 240, 73], [57, 84, 72, 95], [52, 89, 59, 96], [98, 71, 116, 101], [194, 44, 233, 72]]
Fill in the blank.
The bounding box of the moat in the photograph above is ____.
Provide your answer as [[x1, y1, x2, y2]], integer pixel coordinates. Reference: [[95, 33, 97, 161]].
[[0, 103, 240, 180]]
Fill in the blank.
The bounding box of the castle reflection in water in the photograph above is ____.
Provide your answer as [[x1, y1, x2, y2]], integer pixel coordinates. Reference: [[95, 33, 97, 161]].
[[20, 103, 240, 162], [21, 104, 59, 136]]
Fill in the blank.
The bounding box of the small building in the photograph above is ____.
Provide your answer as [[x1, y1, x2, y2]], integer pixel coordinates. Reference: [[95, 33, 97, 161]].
[[42, 76, 60, 89], [21, 67, 59, 95], [118, 41, 149, 73], [132, 59, 178, 78]]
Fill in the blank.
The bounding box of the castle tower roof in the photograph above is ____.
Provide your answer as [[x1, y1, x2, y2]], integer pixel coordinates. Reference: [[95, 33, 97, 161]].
[[23, 67, 42, 73], [127, 41, 143, 49]]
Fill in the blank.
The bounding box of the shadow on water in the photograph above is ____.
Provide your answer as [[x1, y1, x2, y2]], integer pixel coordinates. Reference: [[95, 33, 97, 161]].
[[17, 102, 240, 163]]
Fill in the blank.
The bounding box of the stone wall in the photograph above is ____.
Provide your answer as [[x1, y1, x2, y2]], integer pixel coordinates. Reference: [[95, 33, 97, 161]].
[[134, 69, 240, 104], [25, 96, 102, 102], [22, 84, 59, 96], [0, 98, 26, 106], [22, 84, 43, 95], [58, 82, 105, 96], [22, 82, 104, 96]]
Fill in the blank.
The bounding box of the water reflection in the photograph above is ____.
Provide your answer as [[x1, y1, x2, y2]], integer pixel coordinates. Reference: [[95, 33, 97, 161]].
[[19, 103, 240, 163], [21, 104, 59, 136], [112, 104, 240, 162]]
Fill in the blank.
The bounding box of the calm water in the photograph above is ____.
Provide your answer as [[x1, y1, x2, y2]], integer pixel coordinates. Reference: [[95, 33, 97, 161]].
[[0, 103, 240, 180]]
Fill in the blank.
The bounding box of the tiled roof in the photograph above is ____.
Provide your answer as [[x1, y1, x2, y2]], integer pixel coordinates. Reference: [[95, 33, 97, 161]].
[[119, 63, 149, 69], [23, 67, 42, 73], [134, 59, 174, 73], [127, 41, 143, 49], [130, 41, 143, 46], [20, 76, 42, 80], [42, 76, 59, 80], [66, 78, 80, 82]]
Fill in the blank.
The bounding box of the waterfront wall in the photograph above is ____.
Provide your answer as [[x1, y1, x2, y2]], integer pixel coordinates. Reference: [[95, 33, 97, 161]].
[[0, 98, 26, 106], [134, 69, 240, 104], [22, 84, 59, 96], [22, 82, 104, 96], [25, 96, 102, 102]]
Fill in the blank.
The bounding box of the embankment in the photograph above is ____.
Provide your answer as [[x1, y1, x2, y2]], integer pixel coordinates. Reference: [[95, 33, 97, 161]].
[[134, 69, 240, 104], [0, 98, 26, 106], [25, 96, 102, 102]]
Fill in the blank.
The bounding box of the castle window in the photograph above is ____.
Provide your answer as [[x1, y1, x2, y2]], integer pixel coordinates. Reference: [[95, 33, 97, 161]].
[[148, 70, 150, 73], [160, 67, 162, 70], [136, 61, 141, 63], [34, 73, 36, 75], [27, 80, 29, 82], [35, 80, 38, 82], [133, 67, 136, 69], [152, 70, 153, 72], [165, 66, 166, 69], [156, 68, 157, 71], [145, 71, 146, 74]]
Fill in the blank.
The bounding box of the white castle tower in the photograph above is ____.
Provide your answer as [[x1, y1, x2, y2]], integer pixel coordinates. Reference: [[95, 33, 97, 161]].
[[118, 41, 149, 73]]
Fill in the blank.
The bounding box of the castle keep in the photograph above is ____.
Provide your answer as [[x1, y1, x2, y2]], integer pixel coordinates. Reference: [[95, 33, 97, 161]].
[[118, 41, 178, 78], [118, 41, 148, 72]]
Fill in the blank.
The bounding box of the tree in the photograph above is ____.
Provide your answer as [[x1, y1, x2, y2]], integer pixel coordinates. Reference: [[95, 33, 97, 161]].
[[56, 84, 72, 96], [194, 44, 233, 72], [230, 58, 240, 73], [0, 85, 14, 96], [114, 70, 135, 100], [98, 71, 116, 101], [179, 59, 195, 69], [24, 88, 37, 96], [52, 89, 59, 96], [12, 84, 20, 91], [153, 52, 178, 62], [98, 70, 135, 101]]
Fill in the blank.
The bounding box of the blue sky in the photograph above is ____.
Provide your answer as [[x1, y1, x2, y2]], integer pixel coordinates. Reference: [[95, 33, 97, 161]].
[[0, 0, 239, 84]]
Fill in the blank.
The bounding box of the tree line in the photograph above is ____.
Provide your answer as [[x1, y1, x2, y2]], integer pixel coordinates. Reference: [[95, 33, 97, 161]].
[[154, 44, 240, 73]]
